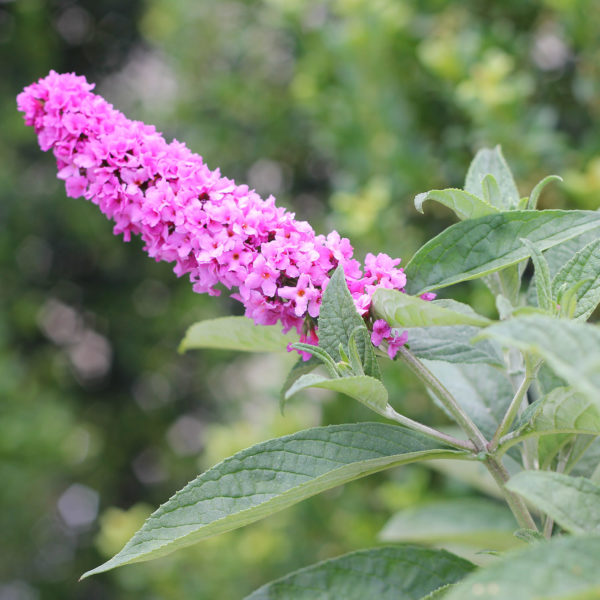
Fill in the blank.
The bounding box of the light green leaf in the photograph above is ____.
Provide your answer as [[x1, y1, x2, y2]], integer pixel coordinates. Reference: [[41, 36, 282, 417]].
[[414, 188, 499, 221], [421, 361, 513, 440], [552, 239, 600, 320], [481, 174, 502, 208], [280, 357, 321, 410], [404, 326, 504, 367], [464, 146, 519, 209], [379, 498, 519, 550], [420, 584, 457, 600], [285, 373, 389, 416], [520, 238, 553, 311], [516, 388, 600, 440], [404, 210, 600, 295], [179, 316, 297, 353], [244, 545, 475, 600], [477, 316, 600, 407], [506, 471, 600, 534], [372, 289, 491, 328], [545, 229, 600, 276], [527, 174, 563, 210], [445, 535, 600, 600], [318, 266, 380, 379], [82, 423, 466, 578]]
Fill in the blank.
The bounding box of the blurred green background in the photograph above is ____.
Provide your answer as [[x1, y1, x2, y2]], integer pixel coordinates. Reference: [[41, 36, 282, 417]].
[[2, 0, 600, 598]]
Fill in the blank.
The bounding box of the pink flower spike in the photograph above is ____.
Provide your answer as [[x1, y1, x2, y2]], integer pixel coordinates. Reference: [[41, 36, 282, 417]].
[[278, 274, 317, 317], [245, 255, 279, 297], [420, 292, 437, 301], [371, 319, 391, 347]]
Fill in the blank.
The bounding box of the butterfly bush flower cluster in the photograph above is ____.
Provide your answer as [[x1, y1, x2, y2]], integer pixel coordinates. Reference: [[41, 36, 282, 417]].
[[18, 71, 411, 358]]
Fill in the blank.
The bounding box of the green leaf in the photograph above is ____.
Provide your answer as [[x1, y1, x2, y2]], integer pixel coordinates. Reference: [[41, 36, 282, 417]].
[[404, 210, 600, 295], [82, 423, 466, 578], [379, 498, 519, 550], [372, 289, 491, 328], [516, 388, 600, 440], [464, 146, 519, 209], [318, 266, 380, 379], [545, 229, 600, 276], [419, 585, 457, 600], [280, 357, 321, 410], [477, 316, 600, 407], [527, 174, 563, 210], [552, 239, 600, 320], [421, 361, 513, 440], [520, 238, 553, 311], [506, 471, 600, 534], [481, 174, 502, 208], [290, 343, 339, 378], [179, 316, 297, 353], [285, 373, 389, 416], [244, 545, 475, 600], [414, 188, 499, 221], [445, 535, 600, 600], [404, 326, 504, 367]]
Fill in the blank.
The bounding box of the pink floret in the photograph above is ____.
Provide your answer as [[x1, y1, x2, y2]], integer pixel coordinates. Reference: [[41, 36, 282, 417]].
[[18, 71, 409, 358]]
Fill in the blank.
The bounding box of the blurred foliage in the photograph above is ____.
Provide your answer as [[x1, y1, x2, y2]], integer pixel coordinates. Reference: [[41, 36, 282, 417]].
[[2, 0, 600, 598]]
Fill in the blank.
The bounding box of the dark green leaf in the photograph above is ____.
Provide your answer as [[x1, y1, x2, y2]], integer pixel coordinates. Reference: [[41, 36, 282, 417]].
[[318, 266, 380, 379], [404, 210, 600, 295], [244, 546, 475, 600], [82, 423, 466, 578]]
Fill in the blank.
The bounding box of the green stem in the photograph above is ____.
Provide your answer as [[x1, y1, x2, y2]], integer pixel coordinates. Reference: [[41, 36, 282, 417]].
[[484, 456, 539, 531], [384, 406, 476, 452], [489, 363, 538, 452], [398, 347, 488, 452]]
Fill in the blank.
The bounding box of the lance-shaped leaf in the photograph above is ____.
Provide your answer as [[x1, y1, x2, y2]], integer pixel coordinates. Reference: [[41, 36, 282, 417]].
[[464, 146, 519, 209], [179, 316, 297, 353], [552, 238, 600, 320], [244, 545, 475, 600], [506, 471, 600, 534], [372, 289, 491, 328], [445, 535, 600, 600], [414, 188, 499, 221], [511, 388, 600, 443], [421, 360, 513, 440], [285, 374, 389, 417], [527, 174, 563, 210], [404, 210, 600, 295], [504, 388, 600, 466], [545, 228, 600, 276], [379, 498, 519, 550], [520, 238, 552, 312], [318, 266, 380, 379], [82, 423, 466, 578], [404, 326, 504, 367], [477, 315, 600, 407]]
